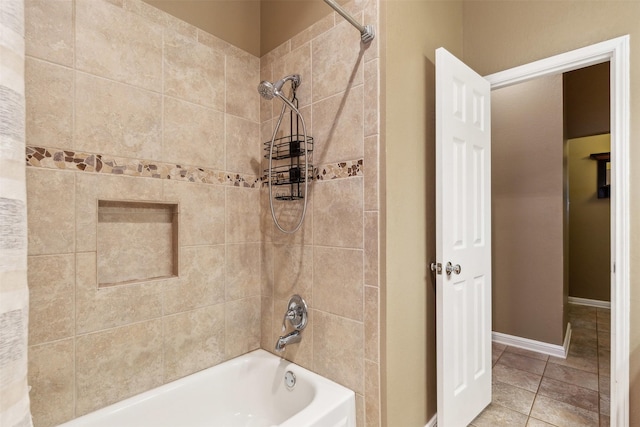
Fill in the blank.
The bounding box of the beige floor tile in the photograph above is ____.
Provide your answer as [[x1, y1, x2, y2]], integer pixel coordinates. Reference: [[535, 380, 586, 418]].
[[599, 374, 610, 395], [598, 330, 610, 348], [600, 393, 610, 416], [493, 342, 507, 366], [526, 418, 556, 427], [497, 352, 547, 376], [598, 347, 611, 373], [492, 379, 536, 415], [600, 414, 610, 426], [471, 403, 528, 427], [504, 346, 549, 361], [544, 363, 598, 391], [530, 395, 599, 427], [493, 364, 542, 393], [548, 351, 598, 374], [537, 377, 599, 412]]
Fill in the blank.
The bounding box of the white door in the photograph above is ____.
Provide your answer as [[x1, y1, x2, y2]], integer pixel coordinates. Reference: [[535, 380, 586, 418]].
[[435, 47, 492, 427]]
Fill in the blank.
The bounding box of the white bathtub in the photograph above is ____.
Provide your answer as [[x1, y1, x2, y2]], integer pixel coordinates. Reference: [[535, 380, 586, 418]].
[[58, 349, 356, 427]]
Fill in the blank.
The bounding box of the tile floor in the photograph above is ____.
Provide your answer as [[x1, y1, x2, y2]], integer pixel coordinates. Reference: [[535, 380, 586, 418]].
[[471, 304, 610, 427]]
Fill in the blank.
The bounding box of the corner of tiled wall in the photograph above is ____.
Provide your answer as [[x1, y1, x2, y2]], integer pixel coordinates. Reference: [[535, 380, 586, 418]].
[[259, 0, 381, 425]]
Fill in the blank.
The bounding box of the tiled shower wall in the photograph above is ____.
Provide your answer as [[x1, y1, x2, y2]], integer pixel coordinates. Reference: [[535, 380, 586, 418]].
[[25, 0, 262, 425], [259, 1, 381, 426], [25, 0, 381, 426]]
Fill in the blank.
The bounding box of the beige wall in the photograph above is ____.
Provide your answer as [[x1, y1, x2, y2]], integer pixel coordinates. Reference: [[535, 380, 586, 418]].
[[383, 1, 463, 425], [24, 0, 262, 425], [258, 1, 381, 425], [491, 75, 566, 345], [568, 135, 611, 302], [463, 0, 640, 422], [144, 0, 261, 56]]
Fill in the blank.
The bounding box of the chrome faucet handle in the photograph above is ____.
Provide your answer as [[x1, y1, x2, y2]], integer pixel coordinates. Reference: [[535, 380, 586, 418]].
[[281, 308, 296, 332], [280, 295, 308, 332]]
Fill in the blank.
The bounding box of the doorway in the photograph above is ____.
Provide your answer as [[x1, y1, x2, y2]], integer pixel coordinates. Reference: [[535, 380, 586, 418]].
[[435, 35, 630, 427], [483, 36, 630, 426]]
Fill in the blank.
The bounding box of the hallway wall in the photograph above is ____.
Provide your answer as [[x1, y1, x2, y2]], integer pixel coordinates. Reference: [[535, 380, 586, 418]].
[[491, 74, 566, 346]]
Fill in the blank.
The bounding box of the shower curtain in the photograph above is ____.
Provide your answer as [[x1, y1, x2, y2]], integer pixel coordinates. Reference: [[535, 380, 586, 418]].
[[0, 0, 33, 425]]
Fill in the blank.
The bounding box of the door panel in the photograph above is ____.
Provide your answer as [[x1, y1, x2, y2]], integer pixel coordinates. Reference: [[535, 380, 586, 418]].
[[436, 47, 492, 427]]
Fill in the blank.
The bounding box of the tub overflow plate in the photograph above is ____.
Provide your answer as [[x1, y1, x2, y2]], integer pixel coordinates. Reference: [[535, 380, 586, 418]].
[[284, 371, 296, 390]]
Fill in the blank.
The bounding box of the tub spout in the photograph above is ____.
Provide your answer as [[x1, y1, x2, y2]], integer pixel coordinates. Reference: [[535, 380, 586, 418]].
[[275, 330, 301, 352]]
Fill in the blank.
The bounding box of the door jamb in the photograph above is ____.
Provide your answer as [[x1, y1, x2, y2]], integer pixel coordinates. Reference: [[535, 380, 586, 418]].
[[483, 35, 630, 427]]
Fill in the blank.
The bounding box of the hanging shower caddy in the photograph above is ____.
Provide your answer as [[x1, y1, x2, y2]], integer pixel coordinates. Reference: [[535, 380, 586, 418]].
[[263, 94, 313, 201]]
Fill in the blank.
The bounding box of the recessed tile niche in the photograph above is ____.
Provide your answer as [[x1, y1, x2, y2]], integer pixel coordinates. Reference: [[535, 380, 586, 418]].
[[97, 200, 178, 287]]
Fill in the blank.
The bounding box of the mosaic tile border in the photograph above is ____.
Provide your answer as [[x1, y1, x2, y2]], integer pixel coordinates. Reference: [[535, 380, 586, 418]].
[[26, 146, 364, 187], [26, 146, 260, 188], [314, 159, 363, 181]]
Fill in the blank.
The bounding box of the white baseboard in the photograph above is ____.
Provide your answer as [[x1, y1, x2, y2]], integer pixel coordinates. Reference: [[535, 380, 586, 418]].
[[568, 296, 611, 309], [492, 323, 571, 359], [425, 413, 437, 427]]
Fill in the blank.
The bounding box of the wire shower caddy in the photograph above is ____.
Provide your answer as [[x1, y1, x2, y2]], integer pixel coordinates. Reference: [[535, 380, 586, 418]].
[[263, 93, 313, 201]]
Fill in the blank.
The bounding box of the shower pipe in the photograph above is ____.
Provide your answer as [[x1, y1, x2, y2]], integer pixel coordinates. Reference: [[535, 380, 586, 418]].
[[323, 0, 375, 43]]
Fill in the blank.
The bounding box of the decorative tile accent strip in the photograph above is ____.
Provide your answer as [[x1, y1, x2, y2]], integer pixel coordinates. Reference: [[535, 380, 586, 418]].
[[25, 146, 260, 188], [315, 159, 363, 181]]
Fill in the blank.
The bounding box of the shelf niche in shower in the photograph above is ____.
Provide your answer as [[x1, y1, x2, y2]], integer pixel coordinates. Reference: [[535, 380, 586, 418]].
[[97, 200, 179, 288]]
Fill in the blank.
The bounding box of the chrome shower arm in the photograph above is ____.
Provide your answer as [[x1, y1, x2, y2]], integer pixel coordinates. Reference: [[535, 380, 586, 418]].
[[323, 0, 375, 43]]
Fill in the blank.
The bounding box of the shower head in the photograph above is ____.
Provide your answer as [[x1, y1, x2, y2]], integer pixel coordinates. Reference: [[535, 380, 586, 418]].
[[257, 74, 301, 101]]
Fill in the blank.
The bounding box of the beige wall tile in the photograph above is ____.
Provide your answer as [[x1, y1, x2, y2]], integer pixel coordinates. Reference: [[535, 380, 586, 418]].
[[356, 393, 365, 427], [163, 304, 226, 382], [364, 135, 379, 211], [311, 20, 365, 102], [226, 114, 261, 175], [25, 0, 73, 66], [290, 13, 335, 51], [28, 339, 74, 427], [260, 296, 274, 351], [163, 32, 225, 110], [260, 60, 273, 123], [313, 177, 363, 248], [270, 187, 314, 245], [364, 211, 378, 286], [163, 245, 225, 315], [226, 52, 260, 122], [25, 57, 73, 149], [75, 252, 164, 334], [226, 186, 261, 243], [163, 96, 225, 169], [75, 73, 162, 160], [313, 310, 364, 394], [314, 246, 363, 321], [226, 243, 261, 301], [273, 244, 312, 302], [225, 296, 261, 358], [26, 168, 75, 255], [75, 320, 163, 415], [163, 180, 225, 246], [272, 43, 312, 109], [261, 237, 274, 295], [312, 85, 364, 165], [97, 219, 174, 285], [28, 254, 74, 345], [75, 174, 164, 252], [123, 0, 198, 40], [75, 0, 162, 91], [364, 59, 379, 137], [364, 285, 378, 363], [365, 360, 380, 427], [363, 0, 379, 63]]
